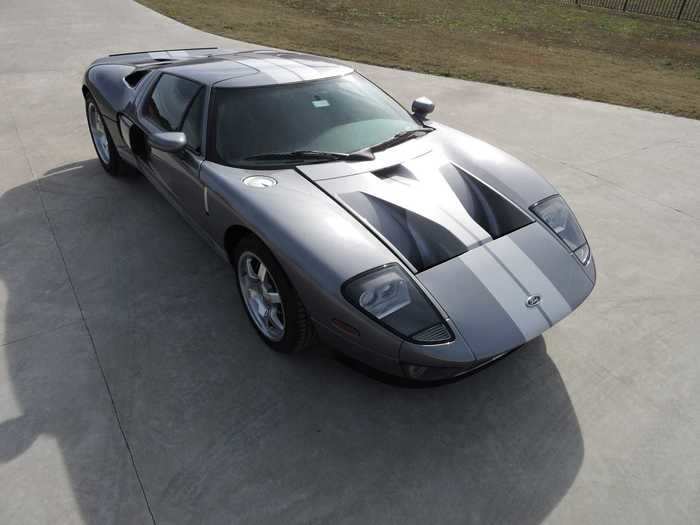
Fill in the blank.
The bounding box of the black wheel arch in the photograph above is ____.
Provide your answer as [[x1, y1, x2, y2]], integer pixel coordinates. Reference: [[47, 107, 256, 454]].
[[224, 225, 256, 263]]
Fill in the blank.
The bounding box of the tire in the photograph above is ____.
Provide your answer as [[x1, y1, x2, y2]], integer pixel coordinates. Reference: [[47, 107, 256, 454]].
[[85, 93, 122, 175], [233, 235, 313, 354]]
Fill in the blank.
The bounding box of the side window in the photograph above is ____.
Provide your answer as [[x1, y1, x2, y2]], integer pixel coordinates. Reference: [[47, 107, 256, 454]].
[[181, 90, 205, 153], [145, 74, 200, 131]]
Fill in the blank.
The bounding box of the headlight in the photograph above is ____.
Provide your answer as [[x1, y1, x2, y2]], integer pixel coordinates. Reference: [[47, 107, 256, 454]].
[[342, 264, 453, 344], [531, 195, 590, 264]]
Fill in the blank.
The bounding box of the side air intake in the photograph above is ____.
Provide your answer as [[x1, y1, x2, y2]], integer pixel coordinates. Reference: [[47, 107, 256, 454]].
[[124, 69, 150, 87]]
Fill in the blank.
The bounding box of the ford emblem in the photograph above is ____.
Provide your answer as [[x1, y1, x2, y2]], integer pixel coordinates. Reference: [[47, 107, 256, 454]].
[[526, 295, 542, 308]]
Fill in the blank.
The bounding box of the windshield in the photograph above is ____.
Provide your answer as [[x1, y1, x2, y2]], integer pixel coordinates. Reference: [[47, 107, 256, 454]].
[[210, 73, 420, 165]]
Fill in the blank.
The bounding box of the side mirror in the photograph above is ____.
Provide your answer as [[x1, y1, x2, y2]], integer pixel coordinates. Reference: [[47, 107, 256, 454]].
[[148, 131, 186, 153], [411, 97, 435, 120]]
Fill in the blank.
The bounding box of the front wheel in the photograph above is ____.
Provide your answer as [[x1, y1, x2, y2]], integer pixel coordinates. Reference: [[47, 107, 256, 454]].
[[234, 236, 313, 354]]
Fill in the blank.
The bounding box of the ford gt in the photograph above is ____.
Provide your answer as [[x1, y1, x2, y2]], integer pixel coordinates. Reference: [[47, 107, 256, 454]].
[[82, 48, 595, 381]]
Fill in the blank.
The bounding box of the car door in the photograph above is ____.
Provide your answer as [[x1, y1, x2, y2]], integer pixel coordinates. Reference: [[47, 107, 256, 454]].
[[140, 73, 207, 226]]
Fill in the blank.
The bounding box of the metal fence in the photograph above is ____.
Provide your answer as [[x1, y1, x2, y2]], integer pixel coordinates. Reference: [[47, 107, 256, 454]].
[[562, 0, 700, 22]]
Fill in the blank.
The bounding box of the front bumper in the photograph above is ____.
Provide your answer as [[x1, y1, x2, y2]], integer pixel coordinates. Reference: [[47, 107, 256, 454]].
[[416, 223, 596, 362], [397, 329, 510, 381], [400, 349, 513, 381], [316, 315, 514, 382]]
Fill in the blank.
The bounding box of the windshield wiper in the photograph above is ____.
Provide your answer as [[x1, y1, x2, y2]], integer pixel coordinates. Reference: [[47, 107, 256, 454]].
[[366, 127, 434, 153], [243, 149, 374, 163]]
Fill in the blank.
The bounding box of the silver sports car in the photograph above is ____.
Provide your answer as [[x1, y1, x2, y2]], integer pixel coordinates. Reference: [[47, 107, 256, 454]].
[[83, 48, 595, 382]]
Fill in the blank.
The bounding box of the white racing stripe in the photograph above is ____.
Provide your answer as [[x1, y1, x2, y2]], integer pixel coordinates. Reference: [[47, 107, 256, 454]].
[[237, 58, 300, 83], [462, 247, 549, 341], [266, 57, 322, 80], [487, 237, 572, 324], [149, 51, 170, 60]]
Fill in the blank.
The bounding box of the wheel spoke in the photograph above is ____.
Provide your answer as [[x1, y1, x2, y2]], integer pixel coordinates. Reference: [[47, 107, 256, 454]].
[[269, 307, 284, 331], [237, 251, 285, 342], [245, 257, 258, 280], [262, 290, 281, 304], [257, 263, 267, 283], [88, 102, 110, 164]]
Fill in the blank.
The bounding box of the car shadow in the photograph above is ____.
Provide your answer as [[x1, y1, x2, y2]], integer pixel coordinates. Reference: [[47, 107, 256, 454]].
[[0, 160, 583, 524]]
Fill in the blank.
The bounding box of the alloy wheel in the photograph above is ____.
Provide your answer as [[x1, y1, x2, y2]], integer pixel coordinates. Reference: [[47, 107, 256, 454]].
[[237, 251, 286, 341], [87, 101, 111, 164]]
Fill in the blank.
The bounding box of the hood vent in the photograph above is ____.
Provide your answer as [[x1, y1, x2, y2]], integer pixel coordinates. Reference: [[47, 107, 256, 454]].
[[441, 164, 532, 240], [340, 191, 467, 272], [372, 163, 416, 180], [323, 154, 533, 274]]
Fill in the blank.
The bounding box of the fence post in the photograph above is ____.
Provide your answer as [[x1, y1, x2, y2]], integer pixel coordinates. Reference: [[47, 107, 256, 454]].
[[622, 0, 629, 11], [677, 0, 688, 19]]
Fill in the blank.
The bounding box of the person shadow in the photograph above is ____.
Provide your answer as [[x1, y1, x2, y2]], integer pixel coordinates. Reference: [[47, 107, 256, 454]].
[[0, 159, 583, 524]]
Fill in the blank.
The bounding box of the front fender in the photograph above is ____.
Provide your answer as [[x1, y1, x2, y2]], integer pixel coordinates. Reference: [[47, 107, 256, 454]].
[[432, 123, 556, 210], [201, 161, 406, 358]]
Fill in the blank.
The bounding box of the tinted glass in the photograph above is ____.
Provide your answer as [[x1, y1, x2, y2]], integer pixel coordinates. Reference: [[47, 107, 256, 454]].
[[181, 89, 205, 152], [212, 73, 418, 164], [146, 74, 201, 131]]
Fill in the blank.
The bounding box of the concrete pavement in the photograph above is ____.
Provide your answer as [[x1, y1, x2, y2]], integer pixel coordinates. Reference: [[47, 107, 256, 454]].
[[0, 0, 698, 523]]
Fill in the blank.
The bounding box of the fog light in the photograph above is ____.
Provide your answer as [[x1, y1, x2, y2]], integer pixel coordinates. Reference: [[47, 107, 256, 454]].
[[404, 364, 428, 379], [401, 363, 467, 381]]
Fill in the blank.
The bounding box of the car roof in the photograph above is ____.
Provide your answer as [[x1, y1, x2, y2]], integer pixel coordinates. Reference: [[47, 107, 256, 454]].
[[159, 50, 354, 88]]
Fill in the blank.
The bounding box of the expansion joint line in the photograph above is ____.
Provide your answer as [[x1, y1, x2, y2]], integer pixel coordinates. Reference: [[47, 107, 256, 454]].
[[13, 119, 157, 525]]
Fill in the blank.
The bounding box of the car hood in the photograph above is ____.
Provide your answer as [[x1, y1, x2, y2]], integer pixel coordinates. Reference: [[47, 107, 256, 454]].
[[305, 143, 537, 273], [418, 222, 594, 360]]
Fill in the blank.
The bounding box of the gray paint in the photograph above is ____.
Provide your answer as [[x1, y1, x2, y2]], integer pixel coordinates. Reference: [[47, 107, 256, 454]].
[[484, 236, 572, 323], [404, 260, 523, 364], [82, 47, 595, 375], [418, 223, 592, 360], [435, 123, 558, 210], [88, 49, 353, 91], [511, 223, 595, 309]]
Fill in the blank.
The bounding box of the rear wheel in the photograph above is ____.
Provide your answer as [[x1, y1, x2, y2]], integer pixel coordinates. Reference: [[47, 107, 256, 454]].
[[85, 93, 121, 175], [234, 235, 313, 353]]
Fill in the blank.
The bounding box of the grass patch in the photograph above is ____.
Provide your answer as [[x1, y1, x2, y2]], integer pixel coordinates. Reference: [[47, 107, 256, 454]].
[[138, 0, 700, 118]]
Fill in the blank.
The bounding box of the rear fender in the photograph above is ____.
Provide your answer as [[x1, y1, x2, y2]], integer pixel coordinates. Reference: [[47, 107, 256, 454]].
[[84, 64, 136, 121]]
